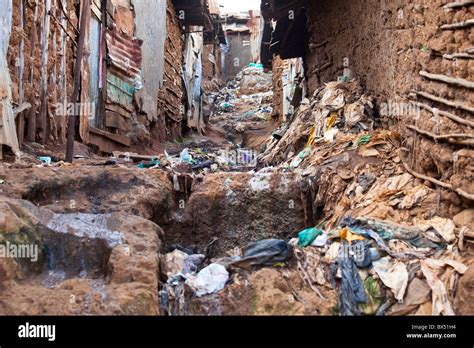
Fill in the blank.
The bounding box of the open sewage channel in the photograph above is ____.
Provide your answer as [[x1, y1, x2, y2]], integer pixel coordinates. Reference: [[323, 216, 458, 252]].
[[0, 64, 472, 316]]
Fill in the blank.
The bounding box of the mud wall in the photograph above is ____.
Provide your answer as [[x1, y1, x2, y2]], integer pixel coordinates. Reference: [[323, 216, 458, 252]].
[[306, 0, 473, 203], [8, 0, 76, 145], [152, 0, 186, 143], [272, 55, 284, 120]]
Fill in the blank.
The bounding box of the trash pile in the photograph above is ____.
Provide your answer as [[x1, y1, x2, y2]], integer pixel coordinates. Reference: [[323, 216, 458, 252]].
[[259, 80, 377, 167], [236, 63, 273, 95], [248, 78, 473, 315], [159, 205, 470, 316], [159, 239, 295, 315], [209, 64, 274, 136], [289, 215, 469, 315]]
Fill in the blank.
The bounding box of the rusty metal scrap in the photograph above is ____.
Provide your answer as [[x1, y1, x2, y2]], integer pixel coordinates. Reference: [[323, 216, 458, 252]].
[[105, 29, 142, 80]]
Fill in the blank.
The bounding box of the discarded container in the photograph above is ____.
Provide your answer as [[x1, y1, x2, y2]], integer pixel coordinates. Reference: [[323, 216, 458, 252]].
[[38, 157, 52, 165], [180, 148, 192, 163], [186, 263, 229, 297]]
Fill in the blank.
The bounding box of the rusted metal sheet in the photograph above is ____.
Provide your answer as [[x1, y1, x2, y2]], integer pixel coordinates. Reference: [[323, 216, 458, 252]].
[[183, 30, 204, 132], [248, 10, 263, 62], [0, 0, 20, 157], [106, 29, 142, 80]]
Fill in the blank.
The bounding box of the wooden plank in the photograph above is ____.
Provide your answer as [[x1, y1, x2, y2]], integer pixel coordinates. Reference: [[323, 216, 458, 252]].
[[105, 111, 119, 128], [105, 103, 132, 118], [89, 130, 129, 154], [112, 151, 156, 161], [89, 126, 130, 146], [105, 111, 129, 131]]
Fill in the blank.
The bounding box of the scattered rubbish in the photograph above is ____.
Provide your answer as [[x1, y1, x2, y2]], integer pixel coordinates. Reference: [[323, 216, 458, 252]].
[[350, 240, 373, 268], [357, 134, 372, 147], [337, 257, 368, 316], [342, 216, 444, 251], [298, 227, 323, 247], [414, 216, 456, 243], [360, 276, 384, 315], [231, 239, 293, 269], [186, 263, 229, 297], [420, 260, 455, 315], [312, 233, 329, 247], [182, 254, 206, 276], [325, 242, 341, 262], [340, 227, 365, 244], [161, 249, 189, 279], [38, 156, 52, 165], [180, 148, 193, 164], [390, 278, 431, 315], [372, 257, 408, 302], [138, 157, 160, 169]]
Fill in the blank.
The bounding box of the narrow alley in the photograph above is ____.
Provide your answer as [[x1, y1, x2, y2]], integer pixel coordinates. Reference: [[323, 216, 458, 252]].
[[0, 0, 473, 320]]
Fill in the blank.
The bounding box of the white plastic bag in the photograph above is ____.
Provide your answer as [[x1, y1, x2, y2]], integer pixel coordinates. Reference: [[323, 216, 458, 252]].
[[186, 263, 229, 297]]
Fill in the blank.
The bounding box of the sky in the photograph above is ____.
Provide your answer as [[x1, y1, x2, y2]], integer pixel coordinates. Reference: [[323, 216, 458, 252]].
[[217, 0, 260, 13]]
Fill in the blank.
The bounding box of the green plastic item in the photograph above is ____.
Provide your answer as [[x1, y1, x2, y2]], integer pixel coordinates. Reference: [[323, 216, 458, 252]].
[[297, 227, 324, 247], [357, 134, 372, 147], [138, 157, 160, 169]]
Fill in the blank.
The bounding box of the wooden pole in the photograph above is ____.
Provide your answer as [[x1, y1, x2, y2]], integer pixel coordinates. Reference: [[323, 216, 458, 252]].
[[65, 0, 90, 163], [27, 1, 39, 143], [17, 0, 26, 145]]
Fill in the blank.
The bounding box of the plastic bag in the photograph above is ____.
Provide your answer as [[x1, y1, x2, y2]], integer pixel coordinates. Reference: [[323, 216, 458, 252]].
[[231, 239, 293, 269], [186, 263, 229, 297], [298, 227, 323, 247], [338, 257, 368, 316]]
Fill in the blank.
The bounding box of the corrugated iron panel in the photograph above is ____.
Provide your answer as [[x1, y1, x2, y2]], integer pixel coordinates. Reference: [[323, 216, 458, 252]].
[[106, 29, 142, 79]]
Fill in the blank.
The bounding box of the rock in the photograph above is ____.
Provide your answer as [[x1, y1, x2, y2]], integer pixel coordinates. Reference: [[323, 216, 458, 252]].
[[453, 209, 474, 230], [0, 196, 163, 315], [168, 172, 306, 252]]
